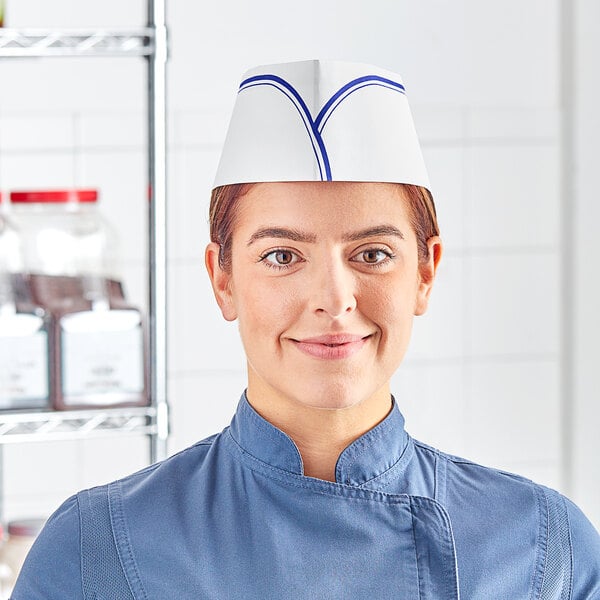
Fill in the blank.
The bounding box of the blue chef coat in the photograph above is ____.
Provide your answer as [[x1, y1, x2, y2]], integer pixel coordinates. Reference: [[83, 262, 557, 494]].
[[13, 394, 600, 599]]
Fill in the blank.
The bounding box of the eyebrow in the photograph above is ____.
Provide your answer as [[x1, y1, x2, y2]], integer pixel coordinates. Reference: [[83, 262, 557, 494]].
[[247, 227, 317, 246], [246, 224, 404, 246], [341, 225, 405, 242]]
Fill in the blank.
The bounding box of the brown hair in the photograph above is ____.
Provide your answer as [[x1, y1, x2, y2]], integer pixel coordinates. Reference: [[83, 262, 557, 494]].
[[209, 183, 439, 271]]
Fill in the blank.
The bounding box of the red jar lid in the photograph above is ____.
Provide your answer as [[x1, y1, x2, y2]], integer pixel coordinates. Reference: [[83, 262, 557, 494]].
[[10, 189, 98, 204], [8, 518, 46, 538]]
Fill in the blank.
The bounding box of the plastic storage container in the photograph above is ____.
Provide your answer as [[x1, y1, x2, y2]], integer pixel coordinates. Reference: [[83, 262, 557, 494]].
[[0, 193, 50, 410], [10, 189, 148, 409], [0, 518, 45, 596]]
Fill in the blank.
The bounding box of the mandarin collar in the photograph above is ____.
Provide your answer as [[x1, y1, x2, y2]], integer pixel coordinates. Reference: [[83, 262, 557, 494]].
[[228, 392, 411, 487]]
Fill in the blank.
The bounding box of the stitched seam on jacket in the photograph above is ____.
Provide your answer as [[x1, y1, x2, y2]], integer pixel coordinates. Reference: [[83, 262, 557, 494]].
[[228, 424, 458, 523], [529, 485, 547, 600], [412, 496, 460, 599], [555, 492, 573, 600], [357, 437, 415, 490], [108, 481, 149, 600], [227, 423, 416, 498], [537, 489, 574, 600], [238, 398, 304, 472], [335, 402, 406, 482], [409, 504, 423, 600], [77, 493, 88, 600], [102, 437, 217, 493], [561, 493, 574, 600], [434, 452, 446, 504], [226, 429, 417, 504], [536, 487, 550, 599]]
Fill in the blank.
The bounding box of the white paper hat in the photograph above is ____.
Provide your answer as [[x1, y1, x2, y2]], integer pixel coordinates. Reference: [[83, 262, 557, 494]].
[[213, 59, 430, 191]]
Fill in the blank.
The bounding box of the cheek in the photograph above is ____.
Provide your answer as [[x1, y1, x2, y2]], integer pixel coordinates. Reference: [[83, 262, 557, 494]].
[[359, 274, 417, 322], [234, 275, 300, 338], [359, 282, 394, 317], [356, 276, 418, 363]]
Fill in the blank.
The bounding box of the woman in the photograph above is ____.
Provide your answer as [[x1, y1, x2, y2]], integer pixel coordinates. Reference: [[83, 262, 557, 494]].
[[13, 60, 600, 599]]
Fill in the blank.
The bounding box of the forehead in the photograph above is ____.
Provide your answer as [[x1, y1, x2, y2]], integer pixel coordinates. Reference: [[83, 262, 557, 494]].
[[235, 181, 412, 232]]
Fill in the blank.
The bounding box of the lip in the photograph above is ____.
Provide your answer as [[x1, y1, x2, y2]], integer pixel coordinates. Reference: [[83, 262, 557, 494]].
[[290, 333, 371, 360]]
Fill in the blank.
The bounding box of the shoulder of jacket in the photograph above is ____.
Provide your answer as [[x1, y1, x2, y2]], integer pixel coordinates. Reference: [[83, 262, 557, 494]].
[[78, 431, 223, 500], [412, 437, 538, 490]]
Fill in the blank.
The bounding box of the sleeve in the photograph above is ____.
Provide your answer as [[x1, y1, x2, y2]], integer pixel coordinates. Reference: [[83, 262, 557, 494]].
[[10, 495, 84, 600], [566, 497, 600, 599]]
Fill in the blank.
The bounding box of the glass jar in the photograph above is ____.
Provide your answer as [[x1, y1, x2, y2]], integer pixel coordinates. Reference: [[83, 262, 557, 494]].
[[0, 193, 50, 410], [10, 189, 116, 300], [10, 189, 148, 409]]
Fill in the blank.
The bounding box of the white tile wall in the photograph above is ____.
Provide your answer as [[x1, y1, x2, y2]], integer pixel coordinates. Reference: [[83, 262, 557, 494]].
[[173, 111, 231, 150], [467, 252, 560, 357], [1, 0, 597, 530], [464, 359, 561, 467], [0, 59, 145, 112], [462, 0, 560, 107], [0, 113, 75, 152], [0, 153, 76, 189], [466, 144, 560, 250], [467, 107, 560, 141], [79, 112, 145, 150], [411, 106, 466, 145]]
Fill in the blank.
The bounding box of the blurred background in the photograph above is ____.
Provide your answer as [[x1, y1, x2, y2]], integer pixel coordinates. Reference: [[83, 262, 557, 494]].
[[0, 0, 598, 532]]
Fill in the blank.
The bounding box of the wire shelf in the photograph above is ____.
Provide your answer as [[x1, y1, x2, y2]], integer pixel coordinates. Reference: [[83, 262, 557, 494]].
[[0, 28, 154, 58], [0, 407, 157, 444], [0, 2, 169, 523]]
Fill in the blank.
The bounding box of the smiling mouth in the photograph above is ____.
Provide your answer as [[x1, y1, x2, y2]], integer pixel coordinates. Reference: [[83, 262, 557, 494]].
[[290, 334, 372, 360]]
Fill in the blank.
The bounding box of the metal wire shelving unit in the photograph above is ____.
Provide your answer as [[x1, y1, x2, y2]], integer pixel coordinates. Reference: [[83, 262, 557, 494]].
[[0, 407, 158, 444], [0, 28, 155, 57], [0, 1, 169, 519]]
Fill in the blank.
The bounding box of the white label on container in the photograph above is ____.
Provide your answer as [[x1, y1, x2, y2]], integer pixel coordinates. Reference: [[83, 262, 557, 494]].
[[0, 326, 49, 407], [61, 310, 144, 399]]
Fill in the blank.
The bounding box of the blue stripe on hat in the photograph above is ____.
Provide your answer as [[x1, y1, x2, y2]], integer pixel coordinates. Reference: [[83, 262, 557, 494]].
[[240, 75, 331, 181], [238, 73, 406, 182], [315, 76, 406, 134]]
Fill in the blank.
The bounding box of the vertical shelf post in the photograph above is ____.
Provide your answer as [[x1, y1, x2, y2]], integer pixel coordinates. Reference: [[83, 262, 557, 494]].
[[147, 0, 169, 463]]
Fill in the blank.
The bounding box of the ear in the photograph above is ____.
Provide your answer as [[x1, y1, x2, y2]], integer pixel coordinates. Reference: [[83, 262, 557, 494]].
[[414, 236, 443, 316], [205, 242, 237, 321]]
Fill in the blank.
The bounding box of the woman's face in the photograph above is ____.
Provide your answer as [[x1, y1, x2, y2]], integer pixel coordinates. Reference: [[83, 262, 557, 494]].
[[206, 181, 441, 412]]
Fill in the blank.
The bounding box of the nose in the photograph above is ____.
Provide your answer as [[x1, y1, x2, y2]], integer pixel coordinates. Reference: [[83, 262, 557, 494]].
[[309, 256, 357, 318]]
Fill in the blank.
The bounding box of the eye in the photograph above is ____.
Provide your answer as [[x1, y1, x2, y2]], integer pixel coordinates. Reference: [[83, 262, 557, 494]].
[[351, 248, 394, 266], [260, 249, 302, 269]]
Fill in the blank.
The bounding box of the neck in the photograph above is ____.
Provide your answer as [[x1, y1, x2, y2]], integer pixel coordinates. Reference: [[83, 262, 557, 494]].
[[246, 375, 393, 482]]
